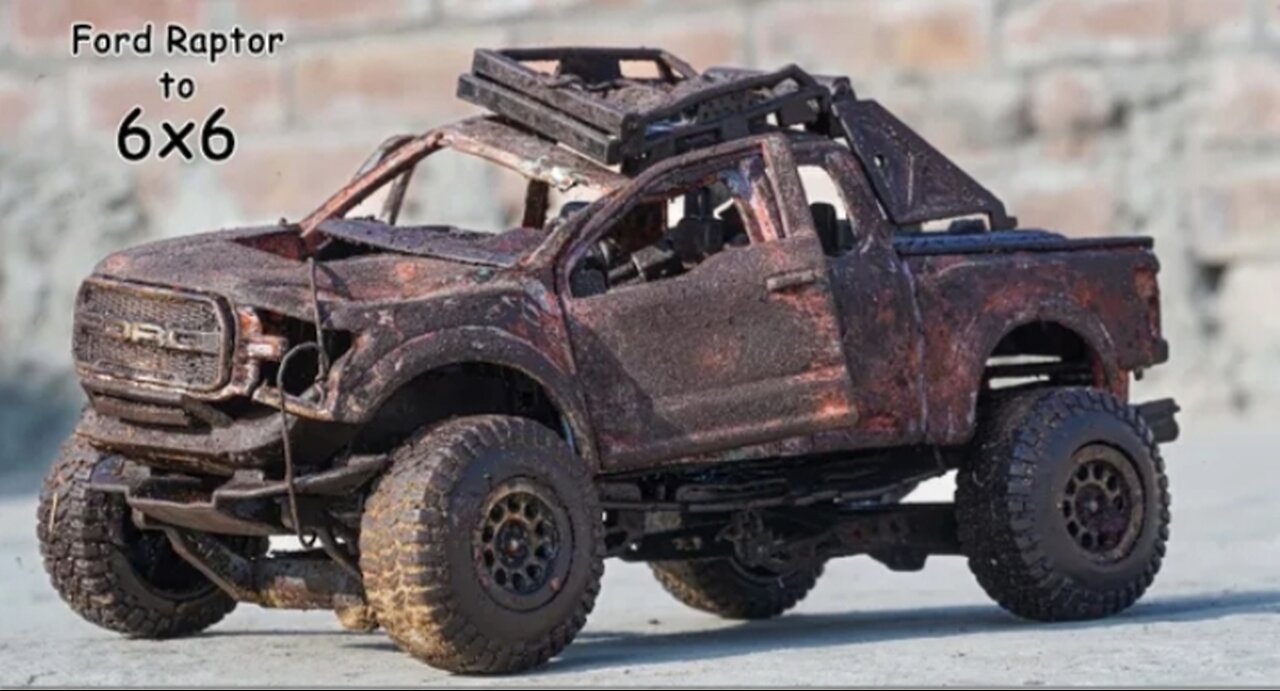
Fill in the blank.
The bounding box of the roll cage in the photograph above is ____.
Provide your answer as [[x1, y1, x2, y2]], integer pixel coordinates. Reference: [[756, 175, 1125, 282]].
[[296, 117, 628, 250]]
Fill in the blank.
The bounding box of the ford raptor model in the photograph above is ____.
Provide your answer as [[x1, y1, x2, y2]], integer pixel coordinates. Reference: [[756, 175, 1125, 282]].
[[39, 48, 1179, 675]]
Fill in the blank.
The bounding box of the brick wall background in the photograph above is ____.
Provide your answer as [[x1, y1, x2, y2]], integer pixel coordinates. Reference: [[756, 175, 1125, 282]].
[[1, 0, 1276, 475]]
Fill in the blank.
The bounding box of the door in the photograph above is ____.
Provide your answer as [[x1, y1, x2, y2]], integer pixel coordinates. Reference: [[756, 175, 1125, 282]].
[[794, 142, 928, 447], [559, 143, 857, 471]]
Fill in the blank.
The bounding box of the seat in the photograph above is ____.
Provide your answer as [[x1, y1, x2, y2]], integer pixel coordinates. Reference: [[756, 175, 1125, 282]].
[[668, 216, 726, 264]]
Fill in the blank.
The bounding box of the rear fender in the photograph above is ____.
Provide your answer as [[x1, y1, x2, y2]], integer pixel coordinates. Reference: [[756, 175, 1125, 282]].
[[932, 300, 1121, 445]]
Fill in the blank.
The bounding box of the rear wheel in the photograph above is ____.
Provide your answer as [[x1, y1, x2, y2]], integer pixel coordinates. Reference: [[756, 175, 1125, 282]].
[[651, 557, 824, 620], [37, 439, 239, 638], [957, 388, 1170, 621], [360, 416, 603, 674]]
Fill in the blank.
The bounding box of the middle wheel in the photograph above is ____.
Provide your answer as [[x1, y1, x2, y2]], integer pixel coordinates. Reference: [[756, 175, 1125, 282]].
[[360, 415, 604, 675], [650, 556, 825, 620]]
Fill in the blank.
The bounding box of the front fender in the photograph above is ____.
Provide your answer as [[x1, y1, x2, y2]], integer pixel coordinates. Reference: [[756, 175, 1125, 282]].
[[331, 325, 598, 468]]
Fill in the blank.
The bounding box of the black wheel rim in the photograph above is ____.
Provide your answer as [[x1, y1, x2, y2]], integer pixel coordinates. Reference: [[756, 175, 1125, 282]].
[[1059, 443, 1145, 564], [474, 478, 572, 611]]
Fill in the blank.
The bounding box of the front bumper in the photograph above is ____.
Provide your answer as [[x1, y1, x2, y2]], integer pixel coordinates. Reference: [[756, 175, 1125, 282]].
[[88, 452, 386, 536], [74, 407, 352, 475]]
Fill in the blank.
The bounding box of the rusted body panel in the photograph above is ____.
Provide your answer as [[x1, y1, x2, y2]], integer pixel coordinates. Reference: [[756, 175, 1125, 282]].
[[328, 274, 598, 465], [907, 244, 1165, 444], [795, 142, 928, 449], [565, 232, 856, 470], [556, 140, 856, 471]]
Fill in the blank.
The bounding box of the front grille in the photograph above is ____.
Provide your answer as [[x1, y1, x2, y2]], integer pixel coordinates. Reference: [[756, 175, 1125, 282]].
[[73, 278, 231, 392]]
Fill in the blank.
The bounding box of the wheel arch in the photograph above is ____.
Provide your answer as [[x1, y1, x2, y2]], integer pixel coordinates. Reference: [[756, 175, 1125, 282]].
[[941, 303, 1124, 444], [335, 326, 598, 469], [983, 317, 1115, 383]]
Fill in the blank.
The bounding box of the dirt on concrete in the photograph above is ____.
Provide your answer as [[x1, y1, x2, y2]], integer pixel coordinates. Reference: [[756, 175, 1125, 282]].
[[1, 415, 1276, 686]]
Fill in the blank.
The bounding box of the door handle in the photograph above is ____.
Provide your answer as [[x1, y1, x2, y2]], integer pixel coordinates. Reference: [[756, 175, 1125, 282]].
[[766, 269, 823, 293]]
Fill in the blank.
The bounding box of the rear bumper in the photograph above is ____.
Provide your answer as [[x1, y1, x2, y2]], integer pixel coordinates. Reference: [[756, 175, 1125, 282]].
[[1135, 398, 1180, 444], [1153, 338, 1170, 365]]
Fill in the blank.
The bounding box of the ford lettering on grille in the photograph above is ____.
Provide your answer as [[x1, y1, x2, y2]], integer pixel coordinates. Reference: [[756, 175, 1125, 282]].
[[73, 278, 231, 391]]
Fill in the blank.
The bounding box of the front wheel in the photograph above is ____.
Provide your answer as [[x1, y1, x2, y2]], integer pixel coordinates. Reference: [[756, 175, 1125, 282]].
[[37, 439, 239, 638], [957, 388, 1171, 622], [360, 416, 604, 675]]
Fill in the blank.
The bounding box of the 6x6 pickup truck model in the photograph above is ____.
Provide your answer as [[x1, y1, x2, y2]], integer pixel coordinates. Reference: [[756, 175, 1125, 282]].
[[39, 48, 1179, 675]]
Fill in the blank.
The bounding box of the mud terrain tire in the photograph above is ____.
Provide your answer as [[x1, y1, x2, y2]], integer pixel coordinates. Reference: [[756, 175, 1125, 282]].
[[651, 558, 824, 620], [360, 416, 604, 675], [37, 439, 238, 638], [957, 387, 1170, 622]]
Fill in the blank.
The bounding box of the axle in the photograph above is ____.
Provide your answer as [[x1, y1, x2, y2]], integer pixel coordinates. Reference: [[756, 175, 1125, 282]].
[[162, 528, 373, 628], [617, 503, 962, 571]]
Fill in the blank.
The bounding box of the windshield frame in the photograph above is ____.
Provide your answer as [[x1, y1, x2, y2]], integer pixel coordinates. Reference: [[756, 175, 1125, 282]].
[[297, 117, 628, 259]]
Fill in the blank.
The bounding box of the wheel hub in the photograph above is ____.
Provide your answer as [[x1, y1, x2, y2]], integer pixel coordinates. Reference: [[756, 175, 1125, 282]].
[[1060, 444, 1145, 563], [475, 479, 570, 610]]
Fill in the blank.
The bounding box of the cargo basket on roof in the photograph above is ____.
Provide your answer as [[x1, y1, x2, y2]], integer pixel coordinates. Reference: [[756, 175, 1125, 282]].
[[457, 47, 835, 171]]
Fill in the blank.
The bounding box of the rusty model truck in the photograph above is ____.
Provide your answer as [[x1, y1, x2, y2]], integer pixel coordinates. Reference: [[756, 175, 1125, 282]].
[[39, 48, 1178, 675]]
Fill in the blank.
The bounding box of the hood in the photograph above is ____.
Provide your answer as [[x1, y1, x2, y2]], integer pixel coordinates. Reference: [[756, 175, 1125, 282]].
[[316, 218, 544, 268], [93, 225, 505, 320]]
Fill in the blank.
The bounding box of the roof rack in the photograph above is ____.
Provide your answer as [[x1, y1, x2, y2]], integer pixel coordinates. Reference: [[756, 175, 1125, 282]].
[[457, 47, 1016, 230], [457, 47, 834, 171]]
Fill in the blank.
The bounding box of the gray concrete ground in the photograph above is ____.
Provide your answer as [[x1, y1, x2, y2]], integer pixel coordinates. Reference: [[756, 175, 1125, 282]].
[[1, 415, 1277, 686]]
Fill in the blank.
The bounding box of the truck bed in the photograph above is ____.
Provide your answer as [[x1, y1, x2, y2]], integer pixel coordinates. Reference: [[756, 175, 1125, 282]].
[[890, 234, 1166, 444]]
